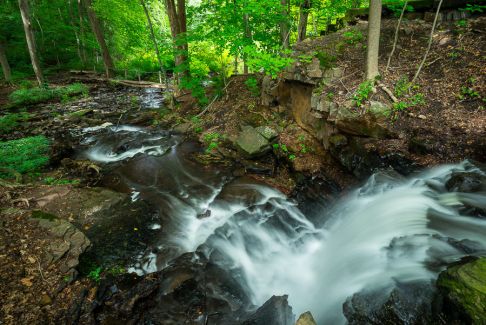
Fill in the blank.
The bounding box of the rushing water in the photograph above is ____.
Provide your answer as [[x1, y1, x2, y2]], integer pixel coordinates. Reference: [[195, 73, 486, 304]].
[[79, 125, 486, 324]]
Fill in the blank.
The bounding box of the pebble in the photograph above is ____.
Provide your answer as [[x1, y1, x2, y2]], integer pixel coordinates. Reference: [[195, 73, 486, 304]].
[[418, 114, 427, 120], [39, 294, 52, 306]]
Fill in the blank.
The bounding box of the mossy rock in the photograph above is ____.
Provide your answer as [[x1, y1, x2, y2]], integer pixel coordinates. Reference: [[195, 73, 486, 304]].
[[32, 210, 58, 221], [436, 257, 486, 324]]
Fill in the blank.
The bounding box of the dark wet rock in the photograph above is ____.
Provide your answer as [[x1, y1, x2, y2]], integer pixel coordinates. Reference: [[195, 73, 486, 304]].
[[446, 172, 486, 193], [295, 311, 317, 325], [434, 257, 486, 324], [173, 122, 192, 134], [80, 252, 254, 325], [343, 281, 435, 325], [408, 136, 434, 155], [242, 295, 295, 325]]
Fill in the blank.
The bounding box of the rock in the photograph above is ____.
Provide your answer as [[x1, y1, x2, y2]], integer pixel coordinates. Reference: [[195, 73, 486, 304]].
[[39, 294, 52, 306], [295, 311, 317, 325], [446, 172, 486, 193], [435, 257, 486, 324], [307, 58, 323, 78], [235, 126, 272, 158], [335, 101, 393, 139], [343, 281, 435, 324], [243, 295, 295, 325], [418, 114, 427, 120], [255, 126, 278, 140], [261, 75, 280, 107], [173, 122, 191, 134], [33, 213, 91, 272]]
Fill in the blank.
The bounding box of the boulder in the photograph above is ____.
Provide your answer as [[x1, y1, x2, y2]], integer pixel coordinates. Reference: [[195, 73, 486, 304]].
[[343, 282, 435, 324], [243, 295, 295, 325], [435, 257, 486, 324], [334, 101, 393, 139], [235, 126, 274, 158], [295, 311, 317, 325]]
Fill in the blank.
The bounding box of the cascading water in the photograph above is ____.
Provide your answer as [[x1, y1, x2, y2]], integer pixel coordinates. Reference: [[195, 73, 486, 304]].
[[79, 125, 486, 324]]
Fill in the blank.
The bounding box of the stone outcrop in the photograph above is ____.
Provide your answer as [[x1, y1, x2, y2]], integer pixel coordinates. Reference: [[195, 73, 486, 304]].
[[235, 125, 278, 158], [295, 311, 317, 325]]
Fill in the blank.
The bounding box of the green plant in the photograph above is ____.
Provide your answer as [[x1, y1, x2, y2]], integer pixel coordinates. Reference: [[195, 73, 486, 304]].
[[460, 4, 486, 13], [87, 266, 102, 282], [458, 77, 481, 100], [0, 112, 30, 134], [343, 30, 363, 45], [394, 76, 412, 98], [315, 51, 337, 69], [386, 3, 415, 17], [353, 80, 374, 107], [448, 51, 460, 59], [455, 19, 468, 29], [327, 92, 335, 100], [0, 136, 50, 179], [8, 83, 88, 106], [289, 154, 296, 160], [203, 132, 222, 153], [244, 77, 260, 97], [43, 177, 80, 185], [298, 54, 314, 64]]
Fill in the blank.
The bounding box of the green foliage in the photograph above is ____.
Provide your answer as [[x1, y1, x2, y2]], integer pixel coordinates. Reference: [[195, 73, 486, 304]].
[[315, 51, 337, 69], [386, 3, 414, 17], [0, 112, 30, 134], [298, 54, 314, 64], [203, 132, 223, 153], [353, 80, 374, 107], [0, 136, 50, 178], [244, 77, 260, 97], [458, 77, 481, 100], [43, 177, 80, 185], [460, 4, 486, 13], [394, 76, 412, 97], [343, 30, 363, 45], [9, 83, 88, 106], [455, 19, 468, 29], [245, 46, 294, 79], [88, 266, 102, 282]]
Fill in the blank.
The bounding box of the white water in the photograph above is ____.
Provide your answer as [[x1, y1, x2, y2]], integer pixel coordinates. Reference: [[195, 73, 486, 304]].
[[80, 127, 486, 324], [175, 161, 486, 324]]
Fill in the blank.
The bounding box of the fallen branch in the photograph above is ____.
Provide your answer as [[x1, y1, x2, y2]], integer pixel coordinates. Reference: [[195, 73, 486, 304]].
[[197, 79, 234, 117], [378, 83, 398, 103]]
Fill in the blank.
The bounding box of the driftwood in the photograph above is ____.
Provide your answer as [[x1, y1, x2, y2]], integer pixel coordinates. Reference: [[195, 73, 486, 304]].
[[69, 70, 168, 89]]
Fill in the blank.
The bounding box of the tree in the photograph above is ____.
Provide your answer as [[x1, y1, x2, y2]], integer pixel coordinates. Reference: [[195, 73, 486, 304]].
[[366, 0, 382, 80], [298, 0, 311, 42], [18, 0, 44, 86], [279, 0, 290, 49], [0, 41, 12, 82], [164, 0, 188, 78], [82, 0, 115, 77]]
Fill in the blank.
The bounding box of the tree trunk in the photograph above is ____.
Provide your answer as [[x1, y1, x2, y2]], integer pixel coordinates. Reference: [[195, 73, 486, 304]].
[[83, 0, 114, 77], [68, 0, 86, 68], [18, 0, 44, 87], [164, 0, 188, 78], [77, 0, 88, 68], [0, 42, 12, 82], [243, 12, 250, 74], [366, 0, 382, 80], [298, 0, 311, 42], [280, 0, 290, 49], [140, 0, 168, 88]]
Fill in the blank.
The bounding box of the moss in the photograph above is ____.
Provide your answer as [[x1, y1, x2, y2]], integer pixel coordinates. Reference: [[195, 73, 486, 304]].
[[31, 210, 58, 221], [437, 258, 486, 323]]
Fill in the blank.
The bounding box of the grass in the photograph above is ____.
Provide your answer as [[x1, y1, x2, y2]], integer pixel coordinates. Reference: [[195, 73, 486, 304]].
[[8, 83, 88, 107], [0, 135, 50, 178]]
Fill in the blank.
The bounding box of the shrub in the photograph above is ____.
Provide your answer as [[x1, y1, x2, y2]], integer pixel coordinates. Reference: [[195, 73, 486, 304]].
[[353, 80, 374, 107], [9, 83, 88, 106], [0, 113, 30, 134], [0, 135, 50, 178], [244, 77, 260, 97]]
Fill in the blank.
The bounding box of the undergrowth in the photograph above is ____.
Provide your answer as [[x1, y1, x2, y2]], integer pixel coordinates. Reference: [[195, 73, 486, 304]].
[[0, 135, 50, 178], [8, 83, 88, 106]]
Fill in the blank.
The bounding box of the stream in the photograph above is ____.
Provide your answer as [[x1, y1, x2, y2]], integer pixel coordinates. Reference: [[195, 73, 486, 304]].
[[75, 116, 486, 324]]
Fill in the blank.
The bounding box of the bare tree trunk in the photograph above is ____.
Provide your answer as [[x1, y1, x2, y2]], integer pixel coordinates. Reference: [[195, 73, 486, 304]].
[[386, 1, 407, 71], [0, 42, 12, 82], [77, 0, 88, 68], [243, 12, 250, 74], [366, 0, 382, 80], [280, 0, 290, 49], [18, 0, 44, 87], [298, 0, 311, 42], [164, 0, 188, 79], [140, 0, 169, 89], [68, 0, 86, 68], [412, 0, 443, 83], [83, 0, 115, 77]]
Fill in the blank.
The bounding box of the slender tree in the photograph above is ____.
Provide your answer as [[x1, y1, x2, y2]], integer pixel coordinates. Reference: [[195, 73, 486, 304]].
[[164, 0, 188, 78], [18, 0, 44, 86], [83, 0, 115, 77], [386, 0, 408, 71], [243, 12, 251, 74], [280, 0, 290, 49], [298, 0, 311, 42], [366, 0, 382, 80], [0, 41, 12, 82]]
